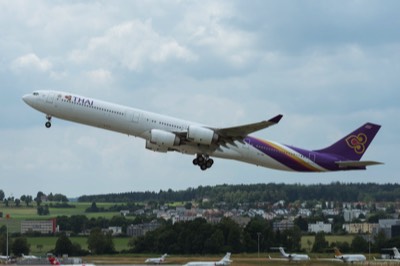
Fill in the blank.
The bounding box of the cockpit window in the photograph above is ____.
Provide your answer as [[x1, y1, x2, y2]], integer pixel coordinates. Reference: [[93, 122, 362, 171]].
[[33, 92, 39, 96]]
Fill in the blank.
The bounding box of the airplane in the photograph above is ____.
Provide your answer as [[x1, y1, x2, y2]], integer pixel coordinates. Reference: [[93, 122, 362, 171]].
[[47, 255, 95, 266], [374, 247, 400, 261], [0, 255, 9, 261], [333, 247, 366, 263], [145, 253, 168, 264], [22, 90, 382, 172], [183, 252, 232, 266], [22, 253, 39, 259], [269, 247, 310, 261]]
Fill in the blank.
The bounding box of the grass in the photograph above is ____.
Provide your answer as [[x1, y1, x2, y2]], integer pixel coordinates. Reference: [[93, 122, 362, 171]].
[[0, 202, 127, 234], [301, 235, 355, 252], [0, 202, 137, 237], [2, 203, 368, 265], [1, 202, 124, 217], [26, 237, 131, 255], [69, 254, 374, 265]]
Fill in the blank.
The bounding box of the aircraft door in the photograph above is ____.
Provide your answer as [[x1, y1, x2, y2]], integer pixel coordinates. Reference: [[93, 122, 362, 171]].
[[129, 111, 140, 123], [125, 110, 141, 136], [309, 153, 316, 162]]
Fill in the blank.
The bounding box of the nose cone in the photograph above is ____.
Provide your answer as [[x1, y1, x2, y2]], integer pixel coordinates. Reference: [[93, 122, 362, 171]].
[[22, 94, 33, 106]]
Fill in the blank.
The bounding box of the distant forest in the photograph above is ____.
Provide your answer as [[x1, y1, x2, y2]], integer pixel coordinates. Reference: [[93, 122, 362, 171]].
[[78, 182, 400, 204]]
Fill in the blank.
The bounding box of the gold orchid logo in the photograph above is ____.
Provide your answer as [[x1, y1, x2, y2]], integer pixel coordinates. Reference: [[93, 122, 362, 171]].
[[346, 133, 367, 154]]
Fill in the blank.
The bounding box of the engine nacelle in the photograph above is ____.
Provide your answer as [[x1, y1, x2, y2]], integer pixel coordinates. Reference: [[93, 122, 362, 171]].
[[145, 140, 169, 153], [187, 125, 218, 145], [150, 129, 180, 146]]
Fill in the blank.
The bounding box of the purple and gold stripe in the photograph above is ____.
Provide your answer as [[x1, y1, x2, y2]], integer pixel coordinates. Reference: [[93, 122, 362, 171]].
[[246, 136, 326, 172]]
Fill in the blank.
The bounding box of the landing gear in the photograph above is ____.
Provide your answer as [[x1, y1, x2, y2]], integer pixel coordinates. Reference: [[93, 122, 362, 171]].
[[193, 154, 214, 171], [45, 115, 52, 128]]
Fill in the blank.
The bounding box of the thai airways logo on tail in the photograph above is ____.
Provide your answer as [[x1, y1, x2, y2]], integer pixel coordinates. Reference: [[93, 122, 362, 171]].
[[345, 133, 367, 154], [315, 122, 381, 162]]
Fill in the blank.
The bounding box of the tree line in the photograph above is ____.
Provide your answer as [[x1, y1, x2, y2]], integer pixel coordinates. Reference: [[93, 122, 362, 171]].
[[2, 216, 400, 256], [0, 190, 68, 208], [0, 225, 114, 257], [130, 217, 400, 255], [77, 182, 400, 204]]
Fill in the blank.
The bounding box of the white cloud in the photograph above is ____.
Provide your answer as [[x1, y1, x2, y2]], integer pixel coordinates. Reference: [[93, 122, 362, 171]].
[[69, 20, 197, 72], [85, 69, 113, 84], [180, 2, 258, 68], [1, 1, 399, 198], [11, 53, 52, 72]]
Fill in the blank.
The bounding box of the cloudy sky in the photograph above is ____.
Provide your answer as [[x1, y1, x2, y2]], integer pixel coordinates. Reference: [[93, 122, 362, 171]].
[[1, 1, 399, 198]]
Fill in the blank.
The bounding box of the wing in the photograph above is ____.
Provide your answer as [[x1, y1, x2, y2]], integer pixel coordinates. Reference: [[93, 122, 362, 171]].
[[174, 114, 282, 148], [214, 114, 283, 144]]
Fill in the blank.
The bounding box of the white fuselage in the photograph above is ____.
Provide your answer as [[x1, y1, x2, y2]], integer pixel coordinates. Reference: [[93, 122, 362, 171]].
[[183, 259, 230, 266], [145, 258, 163, 264], [23, 90, 300, 171], [279, 248, 310, 261], [336, 254, 366, 262], [24, 90, 383, 172], [184, 263, 225, 266]]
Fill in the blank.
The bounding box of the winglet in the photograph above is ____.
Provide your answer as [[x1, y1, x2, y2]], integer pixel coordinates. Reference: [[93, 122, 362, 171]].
[[269, 114, 283, 124]]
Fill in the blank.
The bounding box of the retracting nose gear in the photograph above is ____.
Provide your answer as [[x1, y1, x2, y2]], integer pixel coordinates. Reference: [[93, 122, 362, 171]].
[[192, 154, 214, 171]]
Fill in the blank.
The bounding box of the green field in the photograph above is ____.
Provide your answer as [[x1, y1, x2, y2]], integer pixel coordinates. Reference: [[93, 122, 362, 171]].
[[26, 237, 131, 255], [301, 235, 354, 252], [1, 203, 133, 256], [1, 203, 363, 262], [1, 235, 356, 256], [1, 202, 122, 218], [0, 202, 128, 233]]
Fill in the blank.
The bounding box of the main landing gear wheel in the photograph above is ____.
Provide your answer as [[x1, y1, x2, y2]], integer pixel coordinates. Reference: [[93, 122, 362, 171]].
[[193, 154, 214, 171], [45, 115, 52, 128]]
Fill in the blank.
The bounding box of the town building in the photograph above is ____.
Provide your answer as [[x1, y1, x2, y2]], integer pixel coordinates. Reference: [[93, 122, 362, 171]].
[[127, 221, 161, 237], [102, 226, 122, 236], [308, 221, 332, 233], [273, 219, 294, 232], [342, 223, 378, 234], [379, 219, 400, 238], [21, 219, 57, 234]]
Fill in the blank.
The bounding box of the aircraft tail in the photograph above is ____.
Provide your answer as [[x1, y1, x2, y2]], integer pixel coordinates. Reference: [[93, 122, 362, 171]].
[[315, 122, 381, 161], [334, 247, 342, 257], [393, 247, 400, 258], [48, 256, 60, 265], [278, 247, 289, 258], [217, 252, 232, 265]]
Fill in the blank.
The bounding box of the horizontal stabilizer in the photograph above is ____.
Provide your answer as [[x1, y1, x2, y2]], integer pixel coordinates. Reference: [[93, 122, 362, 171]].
[[335, 160, 383, 168]]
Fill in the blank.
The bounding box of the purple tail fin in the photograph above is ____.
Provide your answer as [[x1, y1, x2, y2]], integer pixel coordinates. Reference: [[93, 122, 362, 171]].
[[315, 123, 381, 161]]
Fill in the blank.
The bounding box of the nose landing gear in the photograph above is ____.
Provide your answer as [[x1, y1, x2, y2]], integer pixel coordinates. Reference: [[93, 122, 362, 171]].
[[45, 115, 52, 128], [193, 154, 214, 171]]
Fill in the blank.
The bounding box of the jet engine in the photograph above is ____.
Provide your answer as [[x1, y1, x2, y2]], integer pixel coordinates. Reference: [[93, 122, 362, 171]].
[[145, 140, 169, 153], [187, 125, 218, 145], [150, 129, 180, 146]]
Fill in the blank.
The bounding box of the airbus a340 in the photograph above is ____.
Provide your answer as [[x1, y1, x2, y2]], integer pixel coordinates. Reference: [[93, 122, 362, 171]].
[[23, 90, 382, 171]]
